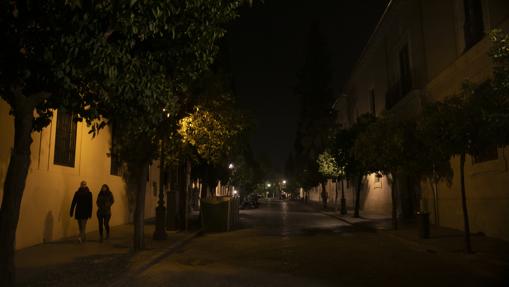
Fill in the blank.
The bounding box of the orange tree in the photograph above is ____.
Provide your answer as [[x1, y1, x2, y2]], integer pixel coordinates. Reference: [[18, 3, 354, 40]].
[[0, 1, 242, 285], [354, 114, 423, 229], [417, 30, 509, 253]]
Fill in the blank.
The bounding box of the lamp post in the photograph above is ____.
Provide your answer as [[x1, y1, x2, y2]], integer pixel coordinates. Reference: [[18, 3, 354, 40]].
[[153, 109, 169, 240], [281, 180, 287, 199], [228, 163, 234, 196]]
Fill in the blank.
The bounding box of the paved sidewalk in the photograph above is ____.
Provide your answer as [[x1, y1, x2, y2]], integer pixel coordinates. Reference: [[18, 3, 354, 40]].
[[321, 209, 509, 268], [16, 219, 200, 287]]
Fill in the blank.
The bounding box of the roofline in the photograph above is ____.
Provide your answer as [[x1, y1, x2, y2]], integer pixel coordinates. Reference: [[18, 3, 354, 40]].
[[342, 0, 395, 93]]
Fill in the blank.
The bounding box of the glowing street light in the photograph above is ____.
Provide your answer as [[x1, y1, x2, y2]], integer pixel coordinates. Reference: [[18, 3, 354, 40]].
[[228, 163, 234, 169]]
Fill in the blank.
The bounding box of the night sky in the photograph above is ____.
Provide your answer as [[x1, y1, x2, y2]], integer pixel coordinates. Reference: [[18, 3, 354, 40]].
[[229, 1, 389, 171]]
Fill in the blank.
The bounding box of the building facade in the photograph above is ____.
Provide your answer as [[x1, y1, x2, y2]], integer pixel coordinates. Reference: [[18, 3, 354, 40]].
[[335, 0, 509, 240], [0, 100, 160, 249]]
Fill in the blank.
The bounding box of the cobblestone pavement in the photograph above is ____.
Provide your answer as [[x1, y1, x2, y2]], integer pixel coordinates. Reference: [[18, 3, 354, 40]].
[[121, 200, 509, 287]]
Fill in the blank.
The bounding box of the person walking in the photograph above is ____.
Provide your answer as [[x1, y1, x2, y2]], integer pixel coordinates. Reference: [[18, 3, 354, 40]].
[[96, 184, 114, 242], [70, 181, 93, 243]]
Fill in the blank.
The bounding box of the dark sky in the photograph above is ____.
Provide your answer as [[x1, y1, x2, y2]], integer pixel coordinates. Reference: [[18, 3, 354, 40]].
[[229, 1, 389, 171]]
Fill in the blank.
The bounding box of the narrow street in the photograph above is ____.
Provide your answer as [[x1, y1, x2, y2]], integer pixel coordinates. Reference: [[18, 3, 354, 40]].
[[122, 200, 508, 287]]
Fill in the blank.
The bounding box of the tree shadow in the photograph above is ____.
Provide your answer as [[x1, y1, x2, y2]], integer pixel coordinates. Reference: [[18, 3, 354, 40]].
[[17, 253, 133, 287]]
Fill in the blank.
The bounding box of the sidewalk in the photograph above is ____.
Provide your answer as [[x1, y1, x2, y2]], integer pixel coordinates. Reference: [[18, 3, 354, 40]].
[[321, 208, 509, 267], [16, 218, 201, 287]]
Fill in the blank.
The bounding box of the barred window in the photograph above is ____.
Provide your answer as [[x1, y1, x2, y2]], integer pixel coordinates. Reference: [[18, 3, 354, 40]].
[[473, 145, 498, 164], [54, 110, 77, 167], [399, 44, 412, 96], [369, 89, 376, 115], [464, 0, 484, 50]]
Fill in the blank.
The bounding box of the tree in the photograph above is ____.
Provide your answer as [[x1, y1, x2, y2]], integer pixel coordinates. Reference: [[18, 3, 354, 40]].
[[354, 114, 423, 229], [0, 2, 98, 285], [416, 106, 454, 227], [329, 127, 357, 215], [178, 72, 246, 196], [80, 0, 242, 250], [485, 30, 509, 146], [415, 31, 509, 253], [333, 114, 376, 218], [317, 151, 343, 210], [293, 20, 335, 197], [0, 1, 242, 284]]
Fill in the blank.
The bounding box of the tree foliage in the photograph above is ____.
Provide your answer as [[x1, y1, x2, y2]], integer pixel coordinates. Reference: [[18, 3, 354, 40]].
[[317, 150, 343, 179], [0, 1, 244, 284], [293, 21, 335, 189], [177, 70, 246, 166]]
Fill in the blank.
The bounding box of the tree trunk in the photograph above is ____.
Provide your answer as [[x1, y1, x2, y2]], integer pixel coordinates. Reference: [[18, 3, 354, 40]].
[[459, 152, 472, 253], [334, 179, 338, 211], [391, 173, 399, 230], [184, 159, 191, 231], [200, 166, 209, 200], [321, 180, 328, 209], [153, 140, 167, 240], [166, 165, 179, 231], [177, 159, 190, 231], [132, 163, 149, 251], [0, 95, 36, 287], [354, 175, 362, 218], [340, 179, 347, 215], [430, 179, 440, 225]]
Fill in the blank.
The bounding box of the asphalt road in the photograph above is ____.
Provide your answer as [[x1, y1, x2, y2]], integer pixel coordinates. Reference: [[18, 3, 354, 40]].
[[124, 200, 509, 287]]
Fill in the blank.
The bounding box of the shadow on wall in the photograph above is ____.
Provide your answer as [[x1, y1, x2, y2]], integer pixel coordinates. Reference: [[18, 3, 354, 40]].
[[118, 180, 131, 224], [0, 163, 5, 205], [58, 179, 75, 238], [125, 174, 136, 224], [360, 177, 370, 210], [43, 211, 54, 243]]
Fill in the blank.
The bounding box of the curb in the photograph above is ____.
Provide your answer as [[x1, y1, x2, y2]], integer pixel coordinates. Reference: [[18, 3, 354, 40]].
[[108, 229, 203, 287]]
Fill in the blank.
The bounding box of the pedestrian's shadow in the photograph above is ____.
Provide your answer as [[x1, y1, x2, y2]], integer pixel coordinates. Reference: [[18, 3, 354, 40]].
[[43, 211, 54, 243]]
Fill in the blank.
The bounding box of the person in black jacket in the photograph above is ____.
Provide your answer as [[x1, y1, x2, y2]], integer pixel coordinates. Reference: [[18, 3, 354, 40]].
[[96, 184, 114, 242], [70, 181, 93, 243]]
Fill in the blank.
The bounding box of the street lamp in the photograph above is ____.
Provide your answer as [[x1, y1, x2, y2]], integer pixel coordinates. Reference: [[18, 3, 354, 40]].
[[280, 180, 287, 199], [265, 183, 272, 199], [154, 108, 169, 240], [227, 163, 235, 196]]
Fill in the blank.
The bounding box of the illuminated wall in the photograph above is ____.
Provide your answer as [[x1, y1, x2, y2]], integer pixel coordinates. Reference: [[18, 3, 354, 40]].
[[0, 100, 159, 249], [340, 0, 509, 240], [306, 175, 392, 216]]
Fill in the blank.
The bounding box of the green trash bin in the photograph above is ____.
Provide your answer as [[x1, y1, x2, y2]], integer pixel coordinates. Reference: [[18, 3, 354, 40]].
[[201, 197, 232, 232], [416, 212, 430, 239]]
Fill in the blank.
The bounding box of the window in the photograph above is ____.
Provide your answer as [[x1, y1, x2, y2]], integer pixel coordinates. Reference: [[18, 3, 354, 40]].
[[473, 145, 498, 164], [54, 110, 77, 167], [399, 44, 412, 96], [369, 89, 376, 115], [464, 0, 484, 50]]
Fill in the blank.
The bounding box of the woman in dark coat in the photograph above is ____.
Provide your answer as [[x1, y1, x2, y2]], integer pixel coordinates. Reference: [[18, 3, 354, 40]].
[[96, 184, 114, 242], [70, 181, 93, 243]]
